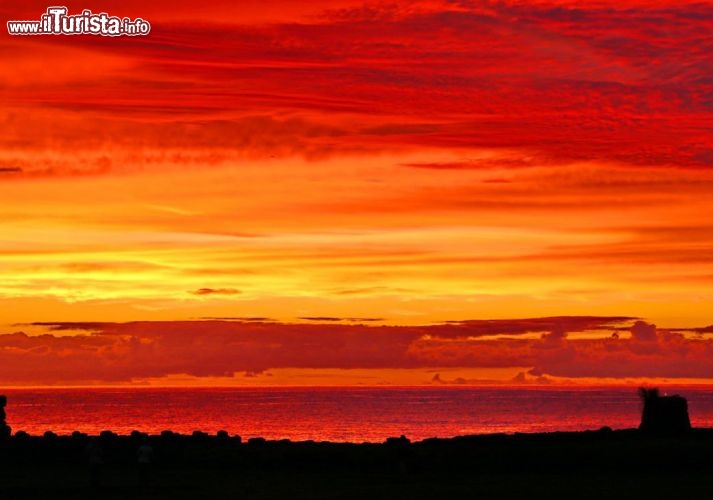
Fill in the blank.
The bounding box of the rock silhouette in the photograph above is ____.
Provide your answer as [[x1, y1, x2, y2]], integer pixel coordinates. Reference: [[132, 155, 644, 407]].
[[638, 387, 691, 435], [0, 395, 10, 438]]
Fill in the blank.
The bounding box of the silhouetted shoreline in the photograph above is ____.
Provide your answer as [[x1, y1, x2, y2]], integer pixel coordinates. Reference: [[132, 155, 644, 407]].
[[2, 427, 713, 498]]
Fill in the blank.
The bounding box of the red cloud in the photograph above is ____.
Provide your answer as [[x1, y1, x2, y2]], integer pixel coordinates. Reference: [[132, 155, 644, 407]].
[[1, 1, 710, 172], [0, 317, 709, 384]]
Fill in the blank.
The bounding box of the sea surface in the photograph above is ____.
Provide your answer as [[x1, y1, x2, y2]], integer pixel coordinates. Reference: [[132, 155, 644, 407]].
[[4, 386, 713, 442]]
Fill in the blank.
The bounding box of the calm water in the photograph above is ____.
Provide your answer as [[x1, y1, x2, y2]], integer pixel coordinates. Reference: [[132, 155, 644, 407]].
[[4, 386, 713, 442]]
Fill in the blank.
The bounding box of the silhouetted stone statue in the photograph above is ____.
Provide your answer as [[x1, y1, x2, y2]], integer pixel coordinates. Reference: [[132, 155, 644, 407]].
[[0, 395, 11, 438], [639, 387, 691, 435]]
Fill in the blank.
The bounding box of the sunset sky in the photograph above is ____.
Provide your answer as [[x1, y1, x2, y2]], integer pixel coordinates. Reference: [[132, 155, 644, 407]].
[[1, 0, 712, 386]]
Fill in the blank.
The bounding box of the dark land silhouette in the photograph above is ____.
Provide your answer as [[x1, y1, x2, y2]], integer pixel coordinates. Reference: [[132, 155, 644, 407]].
[[638, 387, 692, 435], [0, 390, 712, 499], [0, 395, 11, 439]]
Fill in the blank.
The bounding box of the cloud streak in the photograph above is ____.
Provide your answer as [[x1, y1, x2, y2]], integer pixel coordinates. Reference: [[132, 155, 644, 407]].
[[190, 288, 241, 296], [1, 1, 710, 170], [1, 317, 708, 384]]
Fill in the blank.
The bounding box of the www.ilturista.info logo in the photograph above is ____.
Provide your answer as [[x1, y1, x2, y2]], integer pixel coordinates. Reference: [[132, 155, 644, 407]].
[[7, 6, 150, 36]]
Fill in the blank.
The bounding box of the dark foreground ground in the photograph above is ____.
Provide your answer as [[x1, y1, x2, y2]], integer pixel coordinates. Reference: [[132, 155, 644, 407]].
[[2, 428, 713, 499]]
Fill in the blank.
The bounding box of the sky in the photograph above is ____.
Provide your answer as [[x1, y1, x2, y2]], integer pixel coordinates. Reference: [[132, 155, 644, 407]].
[[0, 0, 712, 386]]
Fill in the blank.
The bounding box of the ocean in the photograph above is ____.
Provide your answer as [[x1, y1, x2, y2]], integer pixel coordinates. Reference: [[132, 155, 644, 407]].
[[4, 386, 713, 442]]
